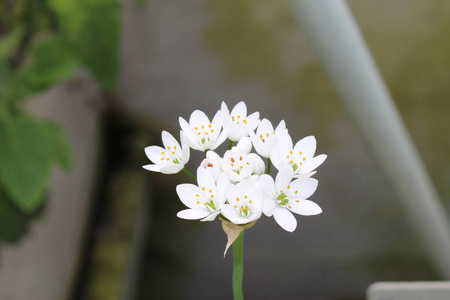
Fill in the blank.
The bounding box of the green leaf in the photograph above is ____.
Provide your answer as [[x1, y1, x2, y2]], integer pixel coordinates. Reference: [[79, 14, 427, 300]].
[[0, 36, 78, 103], [48, 0, 120, 90], [0, 112, 71, 213], [0, 187, 29, 243]]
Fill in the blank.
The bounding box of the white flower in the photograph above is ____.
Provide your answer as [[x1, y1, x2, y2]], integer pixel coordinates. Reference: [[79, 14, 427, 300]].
[[271, 134, 327, 178], [260, 166, 322, 232], [200, 150, 222, 182], [250, 118, 287, 158], [220, 139, 265, 182], [222, 101, 260, 142], [179, 107, 228, 151], [221, 179, 263, 225], [143, 131, 190, 174], [176, 167, 229, 221]]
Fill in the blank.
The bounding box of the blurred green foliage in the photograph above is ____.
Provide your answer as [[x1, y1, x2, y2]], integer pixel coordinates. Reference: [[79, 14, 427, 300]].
[[0, 0, 120, 243]]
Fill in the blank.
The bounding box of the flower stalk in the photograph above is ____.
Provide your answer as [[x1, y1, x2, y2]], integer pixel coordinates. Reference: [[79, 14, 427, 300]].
[[233, 231, 244, 300]]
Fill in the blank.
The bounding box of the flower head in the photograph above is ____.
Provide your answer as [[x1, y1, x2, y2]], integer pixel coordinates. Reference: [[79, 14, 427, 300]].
[[179, 107, 228, 151], [176, 167, 229, 222], [221, 179, 263, 225], [250, 119, 287, 158], [271, 134, 327, 178], [222, 101, 260, 142], [143, 131, 190, 174], [260, 166, 322, 232]]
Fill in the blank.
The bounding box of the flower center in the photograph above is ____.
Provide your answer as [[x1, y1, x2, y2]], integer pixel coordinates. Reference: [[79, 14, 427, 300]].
[[285, 150, 307, 172], [258, 131, 276, 143], [231, 114, 247, 125], [194, 124, 215, 144], [159, 145, 181, 163]]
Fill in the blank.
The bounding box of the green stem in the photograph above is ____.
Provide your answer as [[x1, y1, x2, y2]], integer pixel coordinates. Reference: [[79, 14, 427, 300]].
[[232, 231, 244, 300], [228, 140, 233, 150], [182, 168, 197, 182], [266, 158, 272, 174]]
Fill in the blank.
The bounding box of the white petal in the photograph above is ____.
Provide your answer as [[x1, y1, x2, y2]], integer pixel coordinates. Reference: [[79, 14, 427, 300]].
[[258, 174, 277, 198], [290, 178, 318, 199], [142, 164, 163, 172], [210, 109, 224, 140], [256, 118, 274, 135], [197, 167, 216, 192], [289, 200, 322, 216], [275, 165, 294, 192], [179, 117, 201, 150], [200, 211, 220, 222], [249, 153, 265, 175], [215, 173, 230, 208], [221, 204, 242, 223], [160, 164, 183, 174], [294, 136, 316, 159], [262, 198, 278, 216], [274, 207, 297, 232], [189, 110, 210, 128], [161, 131, 181, 151], [236, 137, 252, 153], [180, 131, 190, 163], [245, 112, 260, 132], [144, 146, 165, 164], [230, 101, 247, 118], [176, 184, 201, 208], [301, 154, 327, 174], [177, 209, 210, 220]]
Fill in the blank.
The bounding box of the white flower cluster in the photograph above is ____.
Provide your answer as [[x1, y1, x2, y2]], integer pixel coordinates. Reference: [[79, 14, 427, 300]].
[[143, 102, 326, 232]]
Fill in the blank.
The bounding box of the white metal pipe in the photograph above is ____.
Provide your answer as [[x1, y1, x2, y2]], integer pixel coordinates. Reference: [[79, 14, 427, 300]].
[[285, 0, 450, 278]]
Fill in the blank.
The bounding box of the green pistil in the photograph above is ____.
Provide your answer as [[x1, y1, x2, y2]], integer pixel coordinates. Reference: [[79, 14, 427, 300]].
[[292, 163, 299, 172], [173, 158, 180, 164], [277, 193, 288, 205], [206, 200, 216, 210], [201, 137, 206, 144]]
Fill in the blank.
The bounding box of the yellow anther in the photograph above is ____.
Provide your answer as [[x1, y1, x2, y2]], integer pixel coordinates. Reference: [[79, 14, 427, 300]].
[[166, 157, 170, 161], [290, 160, 294, 163], [201, 125, 205, 129], [237, 115, 241, 119], [211, 195, 214, 198], [244, 195, 247, 199], [234, 205, 238, 208], [211, 129, 214, 133], [160, 157, 164, 161], [168, 146, 171, 150], [273, 131, 276, 135], [239, 156, 243, 160], [208, 124, 212, 128], [198, 132, 201, 135], [172, 151, 175, 155], [259, 134, 263, 138], [209, 189, 212, 193], [236, 197, 240, 201], [196, 201, 200, 204], [295, 191, 298, 194], [295, 200, 299, 203], [300, 162, 303, 165], [280, 190, 284, 193], [266, 133, 270, 137], [303, 157, 306, 161], [174, 146, 177, 149], [290, 150, 293, 154], [205, 132, 208, 135], [287, 185, 291, 189], [202, 187, 205, 191], [231, 163, 234, 167], [239, 207, 243, 212], [288, 205, 292, 208], [161, 151, 165, 154], [286, 155, 290, 158], [243, 119, 247, 124], [249, 200, 252, 203], [232, 116, 235, 121], [299, 151, 302, 155], [196, 194, 200, 197], [194, 127, 198, 130]]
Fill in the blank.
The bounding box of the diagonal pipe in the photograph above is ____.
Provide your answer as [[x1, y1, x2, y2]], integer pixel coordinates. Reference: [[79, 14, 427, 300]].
[[284, 0, 450, 278]]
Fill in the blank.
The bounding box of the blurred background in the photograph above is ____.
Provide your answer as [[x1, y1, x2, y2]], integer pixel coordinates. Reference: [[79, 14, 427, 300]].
[[0, 0, 449, 299]]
